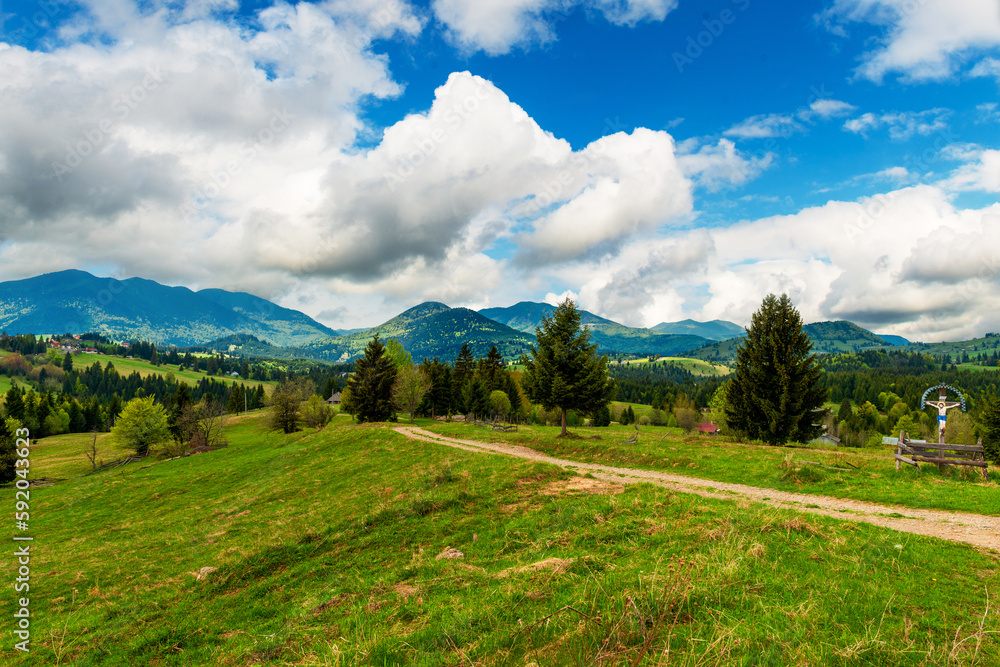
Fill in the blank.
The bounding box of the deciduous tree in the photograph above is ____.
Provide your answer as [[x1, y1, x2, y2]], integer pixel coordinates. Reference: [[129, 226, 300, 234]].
[[110, 397, 169, 456], [393, 364, 431, 424], [725, 293, 827, 445]]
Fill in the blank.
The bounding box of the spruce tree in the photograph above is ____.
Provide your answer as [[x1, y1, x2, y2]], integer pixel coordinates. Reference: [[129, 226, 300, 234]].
[[452, 343, 475, 413], [980, 393, 1000, 464], [347, 335, 398, 423], [0, 417, 16, 483], [521, 298, 615, 437], [726, 293, 827, 445]]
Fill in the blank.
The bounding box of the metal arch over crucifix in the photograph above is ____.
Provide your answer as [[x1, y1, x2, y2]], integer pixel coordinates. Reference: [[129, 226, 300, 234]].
[[920, 384, 966, 445]]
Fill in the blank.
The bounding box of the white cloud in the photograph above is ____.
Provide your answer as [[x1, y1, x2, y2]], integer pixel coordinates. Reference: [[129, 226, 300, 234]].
[[971, 57, 1000, 81], [939, 148, 1000, 192], [808, 98, 857, 118], [724, 113, 804, 139], [874, 166, 912, 181], [541, 183, 1000, 341], [977, 102, 1000, 123], [431, 0, 678, 54], [820, 0, 1000, 82], [676, 139, 774, 191], [725, 98, 856, 139], [842, 108, 951, 140]]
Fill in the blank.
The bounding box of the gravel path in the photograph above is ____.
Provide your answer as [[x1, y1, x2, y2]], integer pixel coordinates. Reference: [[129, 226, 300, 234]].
[[394, 426, 1000, 551]]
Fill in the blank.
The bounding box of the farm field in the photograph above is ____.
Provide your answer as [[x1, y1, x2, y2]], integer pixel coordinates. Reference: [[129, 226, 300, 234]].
[[6, 412, 998, 665]]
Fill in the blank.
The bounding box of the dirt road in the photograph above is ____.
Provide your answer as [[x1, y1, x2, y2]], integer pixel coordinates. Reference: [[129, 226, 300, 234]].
[[394, 426, 1000, 551]]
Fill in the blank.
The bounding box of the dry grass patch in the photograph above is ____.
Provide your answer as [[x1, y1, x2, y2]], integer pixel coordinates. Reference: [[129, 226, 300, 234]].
[[541, 476, 626, 496]]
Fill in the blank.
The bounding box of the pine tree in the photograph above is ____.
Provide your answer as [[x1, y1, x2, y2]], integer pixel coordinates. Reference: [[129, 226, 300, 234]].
[[62, 352, 73, 372], [4, 386, 24, 421], [452, 343, 475, 413], [520, 298, 615, 437], [226, 383, 245, 414], [726, 293, 827, 445], [462, 376, 490, 419], [347, 335, 398, 423], [479, 346, 505, 392], [592, 403, 611, 427], [837, 397, 853, 423], [980, 393, 1000, 464]]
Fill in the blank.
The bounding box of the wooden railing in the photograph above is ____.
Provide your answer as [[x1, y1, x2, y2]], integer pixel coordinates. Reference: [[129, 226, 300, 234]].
[[894, 431, 988, 480]]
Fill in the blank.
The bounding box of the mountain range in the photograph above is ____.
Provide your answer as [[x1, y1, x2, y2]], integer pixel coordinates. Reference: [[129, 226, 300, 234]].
[[0, 270, 334, 347], [1, 270, 917, 363]]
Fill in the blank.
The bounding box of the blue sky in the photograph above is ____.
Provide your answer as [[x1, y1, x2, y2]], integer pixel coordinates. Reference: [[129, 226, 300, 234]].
[[1, 0, 999, 340]]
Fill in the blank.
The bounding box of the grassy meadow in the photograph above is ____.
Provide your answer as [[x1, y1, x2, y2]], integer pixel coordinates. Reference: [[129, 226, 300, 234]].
[[614, 357, 730, 377], [70, 352, 279, 394], [422, 421, 1000, 516], [4, 411, 998, 665]]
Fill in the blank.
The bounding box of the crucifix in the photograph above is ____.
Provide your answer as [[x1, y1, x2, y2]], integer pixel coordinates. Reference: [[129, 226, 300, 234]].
[[928, 388, 962, 445]]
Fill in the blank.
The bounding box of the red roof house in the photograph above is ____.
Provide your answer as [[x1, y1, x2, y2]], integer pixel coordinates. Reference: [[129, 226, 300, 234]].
[[696, 421, 720, 435]]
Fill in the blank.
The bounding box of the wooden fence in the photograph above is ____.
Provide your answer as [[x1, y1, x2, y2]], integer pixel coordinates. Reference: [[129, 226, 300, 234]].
[[88, 455, 144, 474], [468, 414, 520, 432], [894, 431, 988, 480]]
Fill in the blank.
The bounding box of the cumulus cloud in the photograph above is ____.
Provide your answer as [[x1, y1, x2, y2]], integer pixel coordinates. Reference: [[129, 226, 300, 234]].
[[692, 187, 1000, 340], [431, 0, 678, 54], [676, 138, 774, 191], [820, 0, 1000, 81]]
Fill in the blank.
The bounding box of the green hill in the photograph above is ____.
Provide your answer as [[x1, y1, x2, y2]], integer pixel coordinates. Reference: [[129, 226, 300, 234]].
[[302, 302, 536, 362], [14, 414, 999, 664], [651, 318, 745, 341], [683, 320, 901, 364], [801, 321, 893, 355], [480, 301, 708, 356]]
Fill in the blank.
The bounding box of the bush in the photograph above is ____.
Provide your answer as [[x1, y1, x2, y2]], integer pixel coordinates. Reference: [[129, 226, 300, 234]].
[[863, 432, 885, 449], [302, 395, 333, 429], [488, 390, 511, 418]]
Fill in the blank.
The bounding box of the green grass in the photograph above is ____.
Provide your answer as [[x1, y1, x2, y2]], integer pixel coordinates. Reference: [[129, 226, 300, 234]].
[[0, 374, 13, 395], [71, 353, 279, 394], [420, 421, 1000, 516], [957, 363, 1000, 373], [5, 413, 999, 665]]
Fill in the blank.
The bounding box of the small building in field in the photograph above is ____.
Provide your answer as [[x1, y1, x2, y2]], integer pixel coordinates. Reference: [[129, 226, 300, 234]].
[[813, 434, 842, 447], [696, 421, 721, 435], [326, 392, 342, 405]]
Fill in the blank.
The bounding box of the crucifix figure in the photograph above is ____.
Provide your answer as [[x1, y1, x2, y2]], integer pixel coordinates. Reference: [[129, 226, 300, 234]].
[[929, 388, 962, 444]]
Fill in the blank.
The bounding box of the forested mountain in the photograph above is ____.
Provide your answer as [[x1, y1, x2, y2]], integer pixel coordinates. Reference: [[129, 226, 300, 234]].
[[650, 319, 745, 341], [684, 321, 912, 365], [479, 301, 709, 356], [301, 302, 536, 363], [0, 270, 334, 347]]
